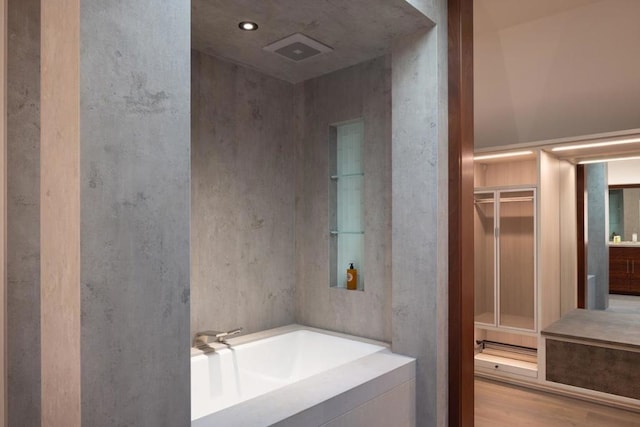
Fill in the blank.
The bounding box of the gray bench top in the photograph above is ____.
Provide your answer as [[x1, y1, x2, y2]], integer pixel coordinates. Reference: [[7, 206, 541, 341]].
[[542, 309, 640, 349]]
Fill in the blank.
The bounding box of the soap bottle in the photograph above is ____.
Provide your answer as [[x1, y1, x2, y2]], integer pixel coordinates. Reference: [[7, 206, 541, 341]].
[[347, 263, 358, 290]]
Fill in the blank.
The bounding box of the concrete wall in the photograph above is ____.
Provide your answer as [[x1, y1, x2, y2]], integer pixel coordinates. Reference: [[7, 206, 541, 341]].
[[191, 51, 296, 337], [294, 56, 392, 342], [41, 1, 191, 426], [0, 0, 6, 423], [391, 15, 448, 426], [586, 163, 609, 311], [191, 37, 449, 427], [79, 1, 191, 425], [4, 1, 448, 426], [6, 0, 40, 425]]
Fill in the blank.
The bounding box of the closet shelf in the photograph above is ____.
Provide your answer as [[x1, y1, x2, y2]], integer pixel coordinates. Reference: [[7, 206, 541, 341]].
[[474, 196, 534, 204]]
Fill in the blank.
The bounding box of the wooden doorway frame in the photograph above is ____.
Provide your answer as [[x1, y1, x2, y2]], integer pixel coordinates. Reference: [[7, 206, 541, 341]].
[[0, 0, 6, 424], [448, 0, 474, 425], [576, 164, 587, 309]]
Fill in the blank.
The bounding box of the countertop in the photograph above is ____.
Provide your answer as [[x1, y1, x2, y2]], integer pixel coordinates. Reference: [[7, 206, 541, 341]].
[[542, 309, 640, 349], [609, 241, 640, 247]]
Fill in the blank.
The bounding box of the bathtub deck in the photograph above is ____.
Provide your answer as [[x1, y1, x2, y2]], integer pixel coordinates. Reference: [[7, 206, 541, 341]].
[[191, 325, 416, 427]]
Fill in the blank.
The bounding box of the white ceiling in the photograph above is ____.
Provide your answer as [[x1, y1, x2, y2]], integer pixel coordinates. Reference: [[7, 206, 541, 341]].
[[474, 0, 600, 34], [474, 0, 640, 149], [191, 0, 431, 83]]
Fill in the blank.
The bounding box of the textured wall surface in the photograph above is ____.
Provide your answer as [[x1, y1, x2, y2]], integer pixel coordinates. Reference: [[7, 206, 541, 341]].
[[41, 0, 81, 424], [546, 339, 640, 399], [78, 1, 191, 426], [0, 2, 4, 422], [294, 56, 392, 342], [586, 163, 609, 310], [192, 0, 429, 83], [7, 0, 40, 425], [391, 12, 448, 427], [191, 51, 296, 337], [622, 188, 640, 242]]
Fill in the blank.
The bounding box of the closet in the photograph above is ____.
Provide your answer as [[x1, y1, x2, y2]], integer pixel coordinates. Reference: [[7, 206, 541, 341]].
[[472, 150, 574, 382], [474, 188, 536, 332]]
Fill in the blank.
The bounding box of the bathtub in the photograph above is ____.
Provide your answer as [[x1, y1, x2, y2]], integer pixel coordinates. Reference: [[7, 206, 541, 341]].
[[191, 324, 416, 427]]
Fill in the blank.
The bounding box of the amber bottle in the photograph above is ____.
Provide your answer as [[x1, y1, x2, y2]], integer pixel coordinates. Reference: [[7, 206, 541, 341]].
[[347, 263, 358, 290]]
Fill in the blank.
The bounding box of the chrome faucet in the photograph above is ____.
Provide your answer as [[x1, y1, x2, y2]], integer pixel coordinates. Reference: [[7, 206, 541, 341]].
[[193, 328, 243, 350]]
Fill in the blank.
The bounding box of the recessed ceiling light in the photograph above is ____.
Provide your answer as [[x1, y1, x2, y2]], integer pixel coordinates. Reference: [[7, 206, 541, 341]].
[[239, 21, 258, 31], [551, 137, 640, 152], [474, 150, 533, 161], [579, 155, 640, 165]]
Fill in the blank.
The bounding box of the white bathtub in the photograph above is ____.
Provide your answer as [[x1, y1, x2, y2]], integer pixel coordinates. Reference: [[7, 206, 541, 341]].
[[191, 325, 416, 427]]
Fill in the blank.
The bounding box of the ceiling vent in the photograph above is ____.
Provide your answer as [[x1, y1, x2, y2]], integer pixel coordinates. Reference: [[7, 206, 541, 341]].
[[264, 33, 333, 63]]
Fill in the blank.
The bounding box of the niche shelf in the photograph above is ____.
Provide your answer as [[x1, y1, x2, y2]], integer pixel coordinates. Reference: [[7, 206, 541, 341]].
[[329, 120, 365, 291]]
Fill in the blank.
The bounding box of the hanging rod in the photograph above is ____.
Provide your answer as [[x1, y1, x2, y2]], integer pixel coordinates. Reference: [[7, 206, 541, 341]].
[[476, 339, 537, 353], [474, 196, 533, 204]]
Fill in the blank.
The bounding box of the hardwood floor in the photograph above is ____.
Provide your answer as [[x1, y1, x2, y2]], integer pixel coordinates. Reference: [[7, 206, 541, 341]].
[[475, 378, 640, 426]]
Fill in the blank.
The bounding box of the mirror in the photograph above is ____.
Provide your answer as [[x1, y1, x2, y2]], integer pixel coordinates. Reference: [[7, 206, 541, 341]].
[[609, 186, 640, 242]]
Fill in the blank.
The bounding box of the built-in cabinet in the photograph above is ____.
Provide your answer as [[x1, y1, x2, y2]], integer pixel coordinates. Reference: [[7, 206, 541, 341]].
[[474, 188, 536, 332], [473, 150, 576, 383], [609, 246, 640, 295]]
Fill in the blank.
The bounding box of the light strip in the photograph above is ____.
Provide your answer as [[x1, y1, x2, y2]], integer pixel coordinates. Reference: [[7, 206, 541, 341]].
[[474, 150, 533, 161], [578, 155, 640, 165], [551, 137, 640, 152]]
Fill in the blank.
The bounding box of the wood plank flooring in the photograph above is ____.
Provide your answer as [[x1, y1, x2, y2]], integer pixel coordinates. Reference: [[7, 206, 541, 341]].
[[475, 378, 640, 426]]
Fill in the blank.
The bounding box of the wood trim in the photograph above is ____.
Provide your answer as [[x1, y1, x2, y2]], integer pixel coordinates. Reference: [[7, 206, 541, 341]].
[[609, 184, 640, 189], [577, 165, 586, 309], [0, 0, 6, 424], [41, 0, 81, 425], [448, 0, 474, 425]]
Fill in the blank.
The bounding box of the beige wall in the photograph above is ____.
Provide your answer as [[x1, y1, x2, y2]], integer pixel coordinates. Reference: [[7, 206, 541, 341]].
[[622, 188, 640, 240], [474, 159, 537, 188], [40, 0, 81, 425], [608, 159, 640, 185], [538, 151, 561, 330], [559, 160, 577, 317]]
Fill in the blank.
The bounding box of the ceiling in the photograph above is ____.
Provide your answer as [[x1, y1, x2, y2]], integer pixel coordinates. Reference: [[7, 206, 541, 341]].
[[547, 134, 640, 165], [474, 0, 600, 34], [192, 0, 431, 83], [473, 0, 640, 150], [473, 129, 640, 165]]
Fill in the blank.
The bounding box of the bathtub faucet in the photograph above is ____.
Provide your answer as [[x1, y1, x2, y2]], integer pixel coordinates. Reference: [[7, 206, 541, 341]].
[[193, 328, 243, 349]]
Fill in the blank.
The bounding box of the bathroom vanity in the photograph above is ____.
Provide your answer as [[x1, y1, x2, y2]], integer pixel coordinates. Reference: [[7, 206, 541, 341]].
[[609, 245, 640, 295]]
